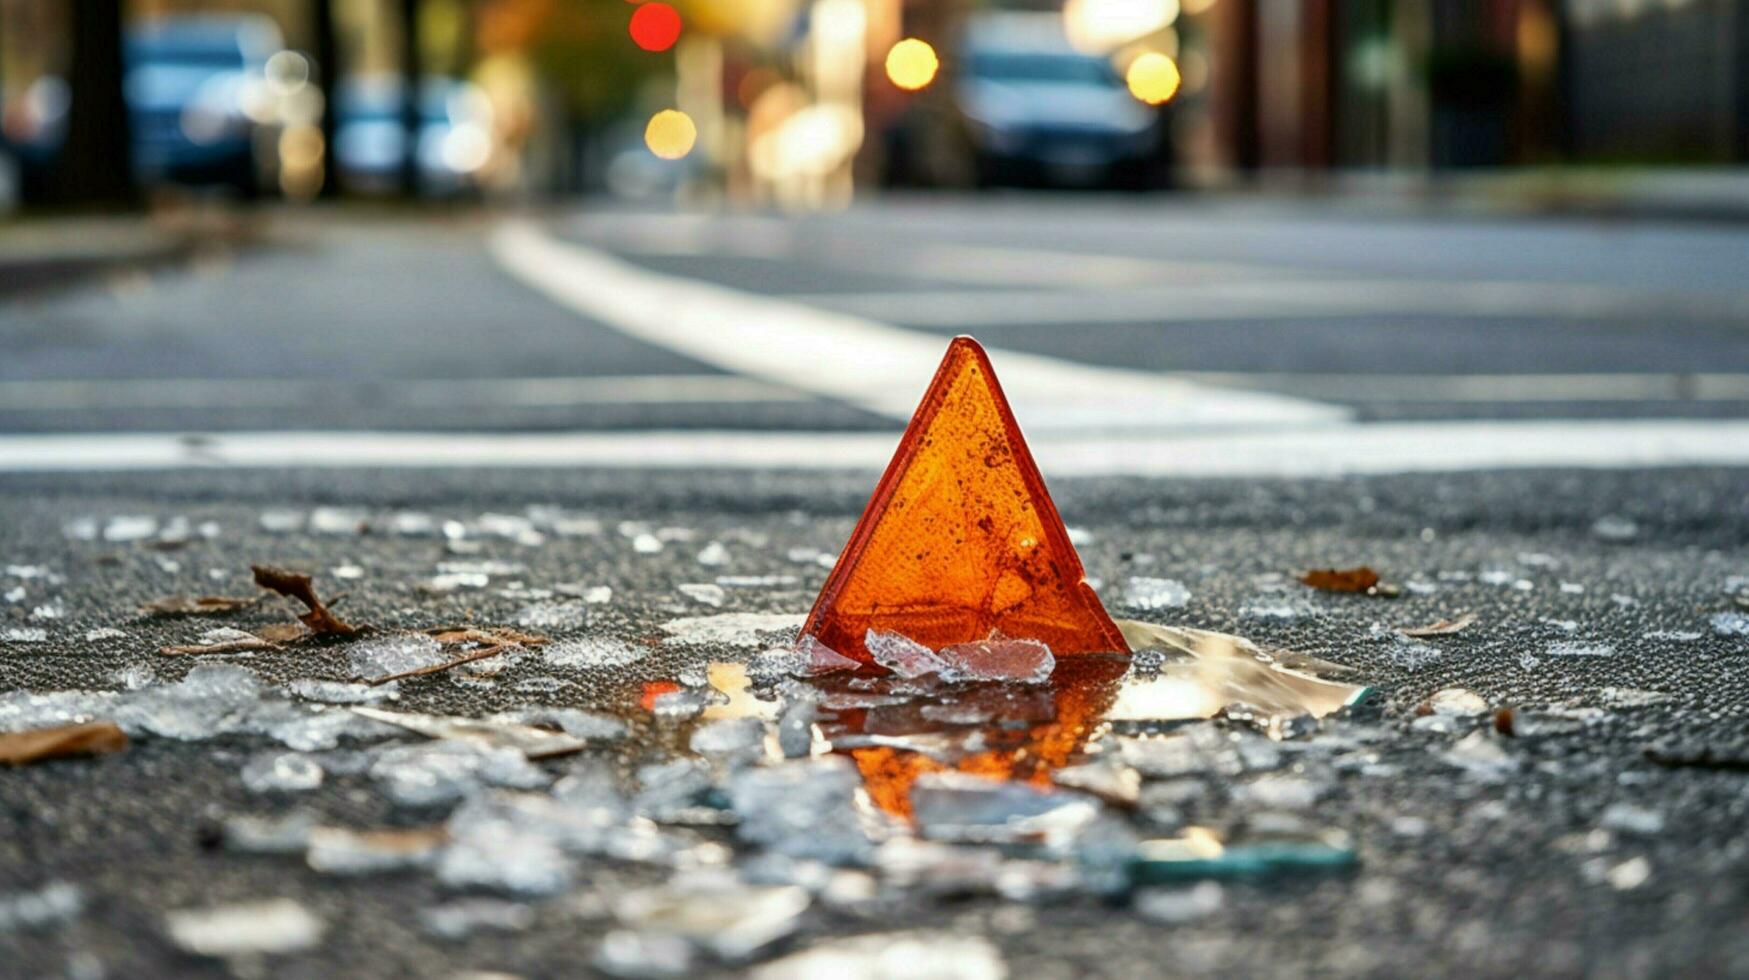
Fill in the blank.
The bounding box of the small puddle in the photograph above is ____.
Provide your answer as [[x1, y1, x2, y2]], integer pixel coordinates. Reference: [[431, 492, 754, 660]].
[[649, 616, 1370, 820]]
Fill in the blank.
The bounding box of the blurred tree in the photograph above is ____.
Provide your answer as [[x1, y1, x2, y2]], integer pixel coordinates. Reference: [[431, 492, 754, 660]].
[[476, 0, 666, 192], [57, 0, 136, 207], [310, 0, 341, 197], [399, 0, 423, 196]]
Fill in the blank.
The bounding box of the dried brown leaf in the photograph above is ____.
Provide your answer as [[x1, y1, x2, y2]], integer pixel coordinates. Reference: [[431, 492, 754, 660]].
[[253, 622, 312, 644], [1300, 567, 1381, 593], [252, 565, 358, 636], [159, 636, 276, 656], [139, 594, 262, 617], [0, 721, 128, 765], [1399, 611, 1478, 637], [425, 626, 549, 647]]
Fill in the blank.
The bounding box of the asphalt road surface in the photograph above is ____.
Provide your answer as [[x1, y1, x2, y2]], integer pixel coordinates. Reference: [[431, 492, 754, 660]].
[[0, 467, 1746, 978], [2, 198, 1748, 433], [1, 197, 1747, 978]]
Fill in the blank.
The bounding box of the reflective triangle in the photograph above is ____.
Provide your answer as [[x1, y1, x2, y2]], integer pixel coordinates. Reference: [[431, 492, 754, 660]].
[[802, 336, 1128, 663]]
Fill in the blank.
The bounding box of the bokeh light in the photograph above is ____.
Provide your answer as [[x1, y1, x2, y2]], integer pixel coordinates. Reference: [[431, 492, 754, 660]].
[[629, 3, 683, 52], [1064, 0, 1180, 53], [1126, 51, 1181, 104], [644, 109, 697, 160], [884, 38, 940, 91]]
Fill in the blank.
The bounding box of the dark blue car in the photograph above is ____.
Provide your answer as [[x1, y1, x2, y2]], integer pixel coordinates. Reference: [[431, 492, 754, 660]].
[[3, 15, 285, 195]]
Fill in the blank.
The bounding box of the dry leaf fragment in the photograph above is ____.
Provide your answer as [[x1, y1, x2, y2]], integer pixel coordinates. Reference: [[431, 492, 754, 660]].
[[252, 565, 358, 636], [1300, 567, 1380, 592], [158, 622, 314, 656], [254, 622, 312, 644], [160, 636, 276, 656], [1300, 566, 1398, 597], [425, 626, 548, 647], [1399, 612, 1478, 637], [140, 595, 262, 617], [0, 721, 128, 765]]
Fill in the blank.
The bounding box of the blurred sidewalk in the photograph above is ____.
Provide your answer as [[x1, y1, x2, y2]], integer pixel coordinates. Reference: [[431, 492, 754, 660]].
[[0, 208, 264, 299], [1200, 167, 1749, 224]]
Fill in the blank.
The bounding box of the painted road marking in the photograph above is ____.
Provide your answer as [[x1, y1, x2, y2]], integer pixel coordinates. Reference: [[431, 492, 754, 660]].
[[784, 279, 1749, 328], [0, 375, 809, 411], [490, 220, 1347, 434], [3, 420, 1747, 477]]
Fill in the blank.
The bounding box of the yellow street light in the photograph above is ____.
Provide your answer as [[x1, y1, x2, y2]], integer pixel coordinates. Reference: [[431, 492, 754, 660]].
[[645, 109, 698, 159], [1126, 51, 1181, 105], [885, 38, 940, 91]]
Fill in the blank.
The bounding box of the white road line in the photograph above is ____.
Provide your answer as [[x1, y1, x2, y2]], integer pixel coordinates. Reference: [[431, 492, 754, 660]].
[[489, 220, 1347, 433], [1175, 372, 1749, 403], [786, 280, 1749, 327], [2, 421, 1747, 477], [0, 375, 808, 411]]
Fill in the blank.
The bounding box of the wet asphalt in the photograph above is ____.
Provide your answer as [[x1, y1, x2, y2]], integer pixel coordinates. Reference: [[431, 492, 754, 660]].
[[0, 465, 1745, 978]]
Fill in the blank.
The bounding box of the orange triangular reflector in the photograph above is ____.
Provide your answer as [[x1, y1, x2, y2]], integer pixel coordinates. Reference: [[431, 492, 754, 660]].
[[802, 336, 1128, 663]]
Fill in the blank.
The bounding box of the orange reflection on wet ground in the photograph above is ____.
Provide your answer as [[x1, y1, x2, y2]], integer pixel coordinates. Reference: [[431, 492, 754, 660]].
[[639, 679, 682, 711], [819, 621, 1367, 820], [841, 656, 1129, 819]]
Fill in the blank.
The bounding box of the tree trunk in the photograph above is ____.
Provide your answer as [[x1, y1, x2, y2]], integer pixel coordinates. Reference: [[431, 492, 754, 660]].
[[311, 0, 342, 197], [58, 0, 137, 207], [399, 0, 422, 197]]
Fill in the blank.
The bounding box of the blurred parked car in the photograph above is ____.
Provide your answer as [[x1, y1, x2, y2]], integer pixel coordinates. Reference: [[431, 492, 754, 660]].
[[1, 14, 296, 196], [333, 76, 496, 196], [955, 12, 1166, 188]]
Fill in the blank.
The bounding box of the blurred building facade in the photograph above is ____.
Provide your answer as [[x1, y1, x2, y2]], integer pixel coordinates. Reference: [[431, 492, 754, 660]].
[[1189, 0, 1749, 177], [4, 0, 1749, 210]]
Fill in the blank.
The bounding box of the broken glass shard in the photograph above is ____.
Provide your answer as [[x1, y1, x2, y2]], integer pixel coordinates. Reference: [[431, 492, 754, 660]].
[[798, 634, 860, 674], [1711, 612, 1749, 637], [347, 634, 447, 679], [438, 804, 575, 896], [727, 757, 878, 864], [936, 636, 1055, 684], [689, 717, 768, 762], [544, 636, 646, 668], [678, 583, 727, 607], [751, 932, 1005, 980], [614, 878, 810, 962], [1599, 803, 1665, 836], [1050, 758, 1141, 805], [865, 630, 947, 678], [222, 812, 317, 855], [306, 825, 445, 875], [488, 706, 627, 742], [164, 898, 325, 958], [1124, 577, 1191, 611], [1135, 881, 1225, 923], [240, 752, 324, 794], [1130, 825, 1356, 882], [515, 601, 588, 630], [0, 882, 83, 933], [421, 898, 535, 941], [287, 678, 399, 705], [1443, 730, 1520, 780], [351, 707, 589, 760], [909, 771, 1100, 846], [369, 741, 548, 807], [595, 929, 696, 979]]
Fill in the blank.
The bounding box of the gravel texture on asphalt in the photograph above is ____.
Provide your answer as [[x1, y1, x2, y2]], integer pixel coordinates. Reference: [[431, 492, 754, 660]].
[[0, 466, 1745, 978]]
